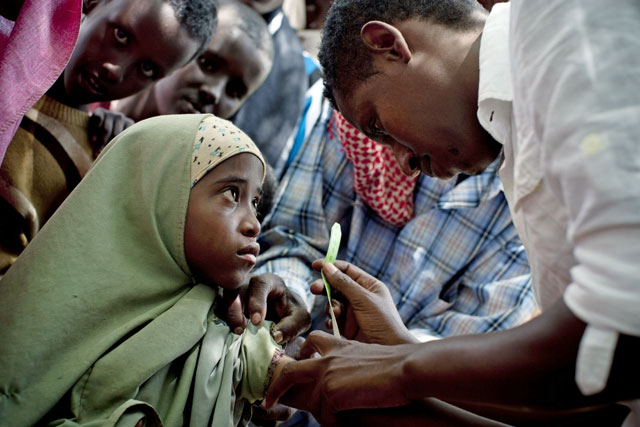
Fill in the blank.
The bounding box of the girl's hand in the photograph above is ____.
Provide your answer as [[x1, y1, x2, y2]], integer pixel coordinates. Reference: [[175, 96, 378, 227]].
[[220, 273, 311, 344]]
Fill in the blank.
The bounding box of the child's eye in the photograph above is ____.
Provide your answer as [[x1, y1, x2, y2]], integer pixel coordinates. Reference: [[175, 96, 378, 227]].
[[140, 61, 157, 79], [113, 27, 129, 45], [197, 56, 218, 73], [222, 187, 239, 202], [252, 196, 261, 210], [226, 79, 247, 100]]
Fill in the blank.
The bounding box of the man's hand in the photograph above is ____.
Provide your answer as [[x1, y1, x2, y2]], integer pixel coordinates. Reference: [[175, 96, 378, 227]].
[[311, 259, 417, 345], [219, 273, 310, 343], [264, 331, 415, 425], [88, 108, 134, 154], [250, 404, 295, 427]]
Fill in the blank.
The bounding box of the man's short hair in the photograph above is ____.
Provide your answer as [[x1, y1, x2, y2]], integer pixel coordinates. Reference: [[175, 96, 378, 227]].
[[318, 0, 485, 109], [168, 0, 218, 60], [220, 0, 274, 62]]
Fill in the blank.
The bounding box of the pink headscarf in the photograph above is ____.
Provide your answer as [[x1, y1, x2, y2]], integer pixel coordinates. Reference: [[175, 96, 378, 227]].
[[334, 111, 418, 227], [0, 0, 82, 165]]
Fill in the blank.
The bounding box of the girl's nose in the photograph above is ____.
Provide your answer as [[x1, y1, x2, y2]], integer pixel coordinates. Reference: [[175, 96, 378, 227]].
[[241, 209, 261, 238]]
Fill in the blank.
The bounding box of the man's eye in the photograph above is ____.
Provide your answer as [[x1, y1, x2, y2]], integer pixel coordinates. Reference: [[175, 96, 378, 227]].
[[369, 117, 387, 138], [140, 61, 156, 78], [114, 27, 128, 45]]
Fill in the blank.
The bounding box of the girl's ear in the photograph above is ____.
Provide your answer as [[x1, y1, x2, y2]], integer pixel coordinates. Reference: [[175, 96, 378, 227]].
[[360, 21, 412, 64]]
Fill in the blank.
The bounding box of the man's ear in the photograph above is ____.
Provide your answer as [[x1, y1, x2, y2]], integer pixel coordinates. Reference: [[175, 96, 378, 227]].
[[360, 21, 411, 63]]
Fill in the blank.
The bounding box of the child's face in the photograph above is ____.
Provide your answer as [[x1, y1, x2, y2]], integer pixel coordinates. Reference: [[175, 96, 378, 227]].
[[184, 153, 264, 289], [152, 9, 273, 119], [64, 0, 201, 105]]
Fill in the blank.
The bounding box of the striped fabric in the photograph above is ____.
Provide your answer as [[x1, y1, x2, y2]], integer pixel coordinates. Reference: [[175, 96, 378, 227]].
[[255, 91, 538, 339]]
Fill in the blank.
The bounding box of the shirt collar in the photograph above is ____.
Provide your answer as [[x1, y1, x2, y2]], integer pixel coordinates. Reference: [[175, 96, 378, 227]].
[[477, 2, 513, 146]]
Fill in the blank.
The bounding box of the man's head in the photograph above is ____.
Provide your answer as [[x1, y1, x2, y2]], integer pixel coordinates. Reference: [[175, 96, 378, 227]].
[[64, 0, 217, 106], [319, 0, 502, 180], [235, 0, 283, 16], [152, 0, 274, 118]]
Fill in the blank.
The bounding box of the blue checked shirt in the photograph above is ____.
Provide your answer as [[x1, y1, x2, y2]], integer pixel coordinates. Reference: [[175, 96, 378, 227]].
[[255, 86, 537, 339]]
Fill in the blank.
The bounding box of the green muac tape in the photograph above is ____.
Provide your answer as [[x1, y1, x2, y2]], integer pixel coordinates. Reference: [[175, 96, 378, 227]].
[[322, 222, 342, 337]]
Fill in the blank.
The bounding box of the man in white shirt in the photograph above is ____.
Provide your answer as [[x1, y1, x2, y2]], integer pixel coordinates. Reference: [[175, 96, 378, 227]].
[[262, 0, 640, 425]]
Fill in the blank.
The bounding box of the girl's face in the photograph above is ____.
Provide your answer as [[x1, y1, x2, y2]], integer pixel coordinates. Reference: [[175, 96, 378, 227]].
[[184, 153, 264, 289]]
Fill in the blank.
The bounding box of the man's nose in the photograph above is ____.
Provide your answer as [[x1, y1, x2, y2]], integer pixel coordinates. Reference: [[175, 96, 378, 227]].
[[391, 142, 420, 177]]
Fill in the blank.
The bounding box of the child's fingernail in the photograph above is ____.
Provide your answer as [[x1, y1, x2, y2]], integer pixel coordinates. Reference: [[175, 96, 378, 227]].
[[273, 330, 283, 344], [252, 312, 262, 324], [324, 263, 337, 274], [234, 327, 244, 335]]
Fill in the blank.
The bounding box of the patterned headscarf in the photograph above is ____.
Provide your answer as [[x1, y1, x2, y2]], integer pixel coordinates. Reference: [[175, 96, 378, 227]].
[[334, 111, 418, 227], [191, 115, 265, 188]]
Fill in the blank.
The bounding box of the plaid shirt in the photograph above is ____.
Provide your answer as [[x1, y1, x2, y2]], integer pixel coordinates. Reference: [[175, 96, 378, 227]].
[[255, 90, 537, 339]]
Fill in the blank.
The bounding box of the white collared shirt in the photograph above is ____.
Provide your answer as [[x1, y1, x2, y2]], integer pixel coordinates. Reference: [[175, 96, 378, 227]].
[[478, 1, 640, 415]]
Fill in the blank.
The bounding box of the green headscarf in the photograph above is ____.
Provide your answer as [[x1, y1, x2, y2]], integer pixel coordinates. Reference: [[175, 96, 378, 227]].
[[0, 114, 279, 427]]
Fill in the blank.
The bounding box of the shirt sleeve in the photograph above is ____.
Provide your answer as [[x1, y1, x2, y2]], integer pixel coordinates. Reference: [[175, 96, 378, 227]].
[[510, 0, 640, 393], [511, 0, 640, 337]]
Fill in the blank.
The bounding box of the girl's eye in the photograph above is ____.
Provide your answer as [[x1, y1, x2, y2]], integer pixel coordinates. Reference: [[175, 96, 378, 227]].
[[252, 197, 260, 210], [222, 187, 239, 202], [114, 27, 128, 45], [141, 61, 156, 79]]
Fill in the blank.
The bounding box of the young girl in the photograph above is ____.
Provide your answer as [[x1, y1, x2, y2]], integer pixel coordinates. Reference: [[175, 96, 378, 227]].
[[0, 114, 289, 426]]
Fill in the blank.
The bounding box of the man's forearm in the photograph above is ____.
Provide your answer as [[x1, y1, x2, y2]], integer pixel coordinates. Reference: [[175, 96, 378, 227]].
[[403, 299, 638, 409]]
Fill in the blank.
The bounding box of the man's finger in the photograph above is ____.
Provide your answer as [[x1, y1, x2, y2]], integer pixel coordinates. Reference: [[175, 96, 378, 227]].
[[312, 259, 382, 294], [298, 330, 341, 359], [319, 262, 373, 305], [309, 278, 325, 295], [274, 308, 310, 344], [263, 358, 317, 409], [343, 306, 359, 339], [251, 404, 295, 423]]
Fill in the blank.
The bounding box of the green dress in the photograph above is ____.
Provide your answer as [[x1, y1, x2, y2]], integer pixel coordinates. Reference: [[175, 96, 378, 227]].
[[0, 114, 280, 427]]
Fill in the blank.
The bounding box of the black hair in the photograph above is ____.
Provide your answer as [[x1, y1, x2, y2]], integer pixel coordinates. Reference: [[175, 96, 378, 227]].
[[219, 0, 274, 62], [167, 0, 219, 60], [318, 0, 486, 109]]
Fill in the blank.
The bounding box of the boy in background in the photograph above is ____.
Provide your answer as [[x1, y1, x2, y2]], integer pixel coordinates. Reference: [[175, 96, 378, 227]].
[[0, 0, 217, 275], [112, 0, 274, 123], [232, 0, 307, 171]]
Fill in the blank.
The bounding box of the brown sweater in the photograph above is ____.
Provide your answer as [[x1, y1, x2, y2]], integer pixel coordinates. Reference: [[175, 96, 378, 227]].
[[0, 95, 92, 275]]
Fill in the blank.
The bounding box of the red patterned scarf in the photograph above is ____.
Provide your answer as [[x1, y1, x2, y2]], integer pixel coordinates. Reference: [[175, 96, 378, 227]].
[[334, 111, 417, 226]]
